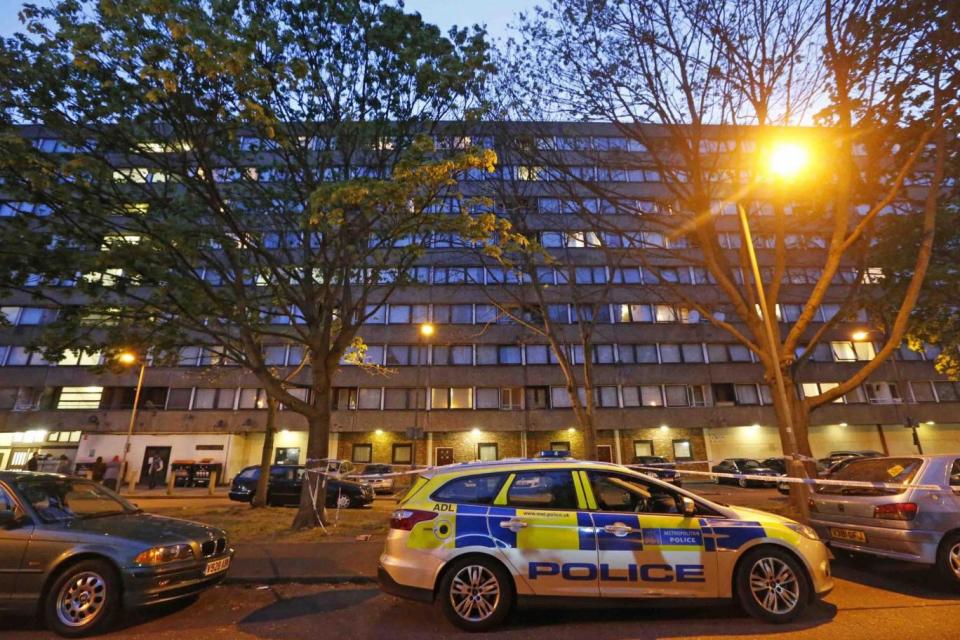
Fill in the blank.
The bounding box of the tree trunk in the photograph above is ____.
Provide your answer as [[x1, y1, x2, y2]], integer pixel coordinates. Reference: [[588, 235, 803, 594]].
[[251, 396, 277, 508], [291, 404, 331, 530], [769, 370, 813, 522]]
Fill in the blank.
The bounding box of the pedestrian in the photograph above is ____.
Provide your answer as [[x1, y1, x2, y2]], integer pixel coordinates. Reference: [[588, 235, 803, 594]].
[[103, 455, 120, 491], [55, 454, 72, 475], [91, 456, 106, 483], [25, 451, 39, 471], [147, 454, 165, 489]]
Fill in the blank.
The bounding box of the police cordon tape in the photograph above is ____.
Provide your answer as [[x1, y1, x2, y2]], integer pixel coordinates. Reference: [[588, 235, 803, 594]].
[[299, 457, 946, 493], [629, 464, 944, 492]]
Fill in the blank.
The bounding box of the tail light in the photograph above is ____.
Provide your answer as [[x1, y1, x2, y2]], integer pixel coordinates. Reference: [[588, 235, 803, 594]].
[[390, 509, 437, 530], [874, 503, 917, 521]]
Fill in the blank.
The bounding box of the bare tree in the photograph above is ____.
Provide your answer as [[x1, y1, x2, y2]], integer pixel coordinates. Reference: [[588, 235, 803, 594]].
[[503, 0, 958, 512]]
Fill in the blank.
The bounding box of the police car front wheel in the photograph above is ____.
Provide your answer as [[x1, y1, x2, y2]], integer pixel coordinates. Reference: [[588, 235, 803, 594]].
[[439, 556, 514, 631], [735, 547, 810, 623]]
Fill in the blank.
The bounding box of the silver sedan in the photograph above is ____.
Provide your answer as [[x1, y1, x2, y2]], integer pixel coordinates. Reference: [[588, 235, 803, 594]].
[[809, 454, 960, 586]]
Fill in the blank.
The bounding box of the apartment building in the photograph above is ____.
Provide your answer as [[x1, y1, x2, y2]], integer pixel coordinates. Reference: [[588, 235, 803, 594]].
[[0, 123, 956, 484]]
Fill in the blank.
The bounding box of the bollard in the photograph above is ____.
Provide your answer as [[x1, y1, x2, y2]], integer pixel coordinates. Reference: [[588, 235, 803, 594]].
[[128, 473, 136, 493], [208, 471, 217, 495], [166, 472, 175, 496]]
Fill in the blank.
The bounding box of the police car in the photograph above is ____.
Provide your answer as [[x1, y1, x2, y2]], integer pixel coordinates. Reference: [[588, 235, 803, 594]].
[[378, 457, 833, 631]]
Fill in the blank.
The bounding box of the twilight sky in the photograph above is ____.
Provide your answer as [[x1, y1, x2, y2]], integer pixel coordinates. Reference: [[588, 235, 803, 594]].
[[0, 1, 542, 41]]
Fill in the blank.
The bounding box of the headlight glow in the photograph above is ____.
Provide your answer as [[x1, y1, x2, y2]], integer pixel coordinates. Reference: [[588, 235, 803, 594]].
[[785, 523, 820, 541], [135, 543, 195, 565]]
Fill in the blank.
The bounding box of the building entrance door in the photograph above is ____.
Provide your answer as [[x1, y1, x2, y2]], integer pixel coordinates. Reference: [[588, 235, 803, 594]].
[[139, 446, 172, 485], [596, 445, 613, 462], [435, 447, 454, 466]]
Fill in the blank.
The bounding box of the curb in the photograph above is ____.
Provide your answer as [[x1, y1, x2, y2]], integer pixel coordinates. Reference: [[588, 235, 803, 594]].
[[223, 575, 378, 586]]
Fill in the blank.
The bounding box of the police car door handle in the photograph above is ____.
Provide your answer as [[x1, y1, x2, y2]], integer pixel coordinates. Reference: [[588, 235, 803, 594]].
[[499, 518, 528, 532], [603, 523, 634, 537]]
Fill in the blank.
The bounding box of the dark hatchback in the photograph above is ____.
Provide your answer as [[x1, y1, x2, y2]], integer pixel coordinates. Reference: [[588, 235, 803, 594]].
[[0, 472, 231, 637], [627, 455, 683, 487], [228, 464, 374, 508], [711, 458, 781, 487]]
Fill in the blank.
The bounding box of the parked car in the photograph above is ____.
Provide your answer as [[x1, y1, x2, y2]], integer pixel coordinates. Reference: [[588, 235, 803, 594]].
[[809, 454, 960, 587], [359, 464, 396, 494], [228, 464, 374, 508], [711, 458, 781, 487], [825, 450, 883, 466], [627, 455, 682, 487], [380, 458, 833, 630], [0, 471, 232, 637]]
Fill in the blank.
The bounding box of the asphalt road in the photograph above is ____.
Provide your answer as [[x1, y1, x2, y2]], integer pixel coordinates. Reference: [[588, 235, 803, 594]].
[[6, 483, 958, 639], [5, 553, 960, 640]]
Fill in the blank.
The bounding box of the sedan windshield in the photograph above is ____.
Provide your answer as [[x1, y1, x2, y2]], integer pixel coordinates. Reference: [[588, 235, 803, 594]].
[[740, 460, 762, 470], [14, 477, 137, 523], [816, 457, 923, 495]]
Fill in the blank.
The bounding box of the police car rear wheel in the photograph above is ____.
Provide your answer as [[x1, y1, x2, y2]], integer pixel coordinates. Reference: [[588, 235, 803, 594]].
[[736, 547, 809, 623], [439, 557, 513, 631]]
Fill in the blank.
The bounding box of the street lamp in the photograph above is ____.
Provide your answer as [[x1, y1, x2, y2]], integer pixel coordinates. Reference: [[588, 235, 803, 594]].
[[117, 350, 147, 492], [411, 323, 434, 466], [766, 141, 811, 181], [736, 136, 816, 519]]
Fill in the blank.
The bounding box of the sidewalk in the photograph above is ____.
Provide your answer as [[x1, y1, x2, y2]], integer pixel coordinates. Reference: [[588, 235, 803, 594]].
[[225, 540, 381, 585]]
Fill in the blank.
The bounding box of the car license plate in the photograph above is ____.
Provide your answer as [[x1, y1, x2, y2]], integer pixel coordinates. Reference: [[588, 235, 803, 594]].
[[830, 527, 867, 543], [203, 557, 230, 576]]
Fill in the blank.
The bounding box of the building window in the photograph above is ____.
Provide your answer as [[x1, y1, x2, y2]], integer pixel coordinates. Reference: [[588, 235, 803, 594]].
[[56, 386, 104, 409], [673, 440, 693, 461], [193, 388, 236, 410], [525, 345, 549, 364], [275, 447, 300, 465], [475, 388, 500, 409], [357, 388, 382, 410], [477, 443, 499, 461], [500, 387, 523, 410], [432, 345, 473, 366], [910, 381, 937, 403], [392, 443, 413, 464], [333, 387, 358, 410], [352, 443, 373, 463], [383, 388, 425, 410], [238, 388, 268, 409], [633, 440, 654, 457], [431, 387, 473, 410], [166, 388, 193, 409], [526, 386, 549, 409], [385, 345, 427, 366]]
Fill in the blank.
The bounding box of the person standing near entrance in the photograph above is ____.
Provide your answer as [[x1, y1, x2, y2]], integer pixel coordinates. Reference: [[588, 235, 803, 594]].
[[147, 454, 165, 489], [26, 451, 39, 471], [103, 455, 120, 490], [91, 456, 106, 482], [55, 454, 72, 475]]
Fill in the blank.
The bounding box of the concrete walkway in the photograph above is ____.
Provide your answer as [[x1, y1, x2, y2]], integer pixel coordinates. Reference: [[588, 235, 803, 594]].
[[225, 540, 381, 584]]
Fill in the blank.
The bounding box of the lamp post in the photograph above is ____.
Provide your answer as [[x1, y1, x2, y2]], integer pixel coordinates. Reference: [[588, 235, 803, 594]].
[[738, 139, 814, 519], [117, 351, 146, 492], [411, 323, 434, 467]]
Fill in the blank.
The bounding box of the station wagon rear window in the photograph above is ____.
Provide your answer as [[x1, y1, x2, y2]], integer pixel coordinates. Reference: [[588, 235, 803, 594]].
[[817, 457, 922, 495], [431, 473, 507, 505]]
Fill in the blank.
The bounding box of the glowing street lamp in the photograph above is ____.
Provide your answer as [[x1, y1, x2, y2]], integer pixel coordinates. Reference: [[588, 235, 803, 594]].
[[117, 350, 147, 492], [851, 330, 869, 342], [767, 141, 811, 181], [419, 322, 435, 338]]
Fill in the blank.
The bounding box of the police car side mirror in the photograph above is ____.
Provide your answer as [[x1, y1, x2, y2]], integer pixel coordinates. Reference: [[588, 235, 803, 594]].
[[681, 496, 696, 517]]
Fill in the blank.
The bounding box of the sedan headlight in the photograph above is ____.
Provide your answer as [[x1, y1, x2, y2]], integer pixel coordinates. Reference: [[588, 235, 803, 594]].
[[135, 544, 195, 565], [785, 523, 820, 542]]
